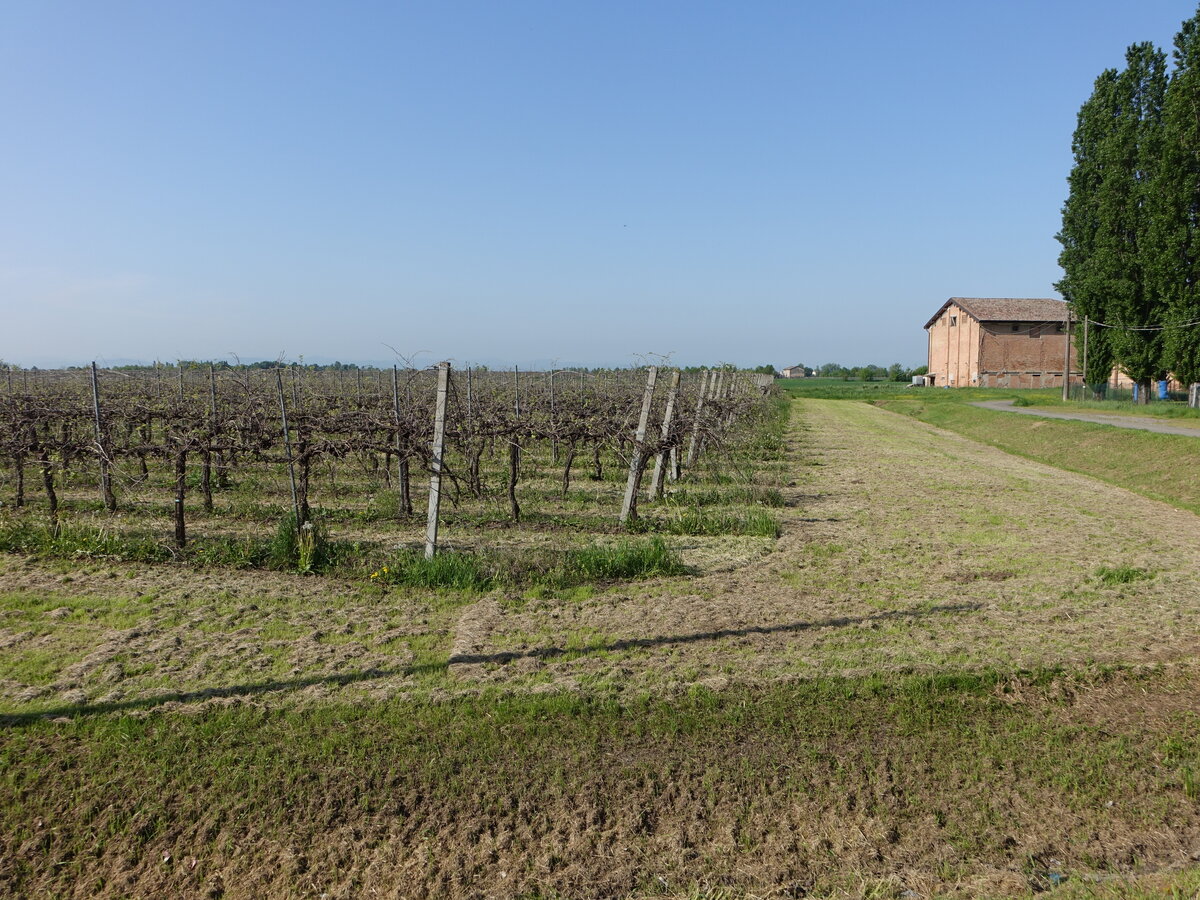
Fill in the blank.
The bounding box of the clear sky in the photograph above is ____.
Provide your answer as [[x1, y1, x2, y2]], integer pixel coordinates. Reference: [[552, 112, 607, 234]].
[[2, 1, 1196, 370]]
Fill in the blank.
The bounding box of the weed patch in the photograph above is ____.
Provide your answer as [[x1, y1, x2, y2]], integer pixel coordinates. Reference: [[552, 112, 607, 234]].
[[1095, 565, 1153, 586], [370, 538, 687, 591]]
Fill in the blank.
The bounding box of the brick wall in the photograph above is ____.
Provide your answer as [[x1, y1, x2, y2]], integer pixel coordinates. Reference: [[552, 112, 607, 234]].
[[978, 323, 1076, 387], [926, 303, 981, 386]]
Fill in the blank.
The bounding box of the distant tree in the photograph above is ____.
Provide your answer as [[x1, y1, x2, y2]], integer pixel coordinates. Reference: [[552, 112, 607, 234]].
[[887, 363, 905, 381]]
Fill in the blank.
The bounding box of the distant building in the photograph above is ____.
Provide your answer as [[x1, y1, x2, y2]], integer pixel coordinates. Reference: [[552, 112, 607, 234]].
[[780, 364, 807, 378], [925, 297, 1077, 388]]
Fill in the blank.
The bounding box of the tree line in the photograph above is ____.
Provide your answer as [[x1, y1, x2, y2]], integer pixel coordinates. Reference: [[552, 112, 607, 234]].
[[1056, 3, 1200, 398], [783, 363, 927, 381]]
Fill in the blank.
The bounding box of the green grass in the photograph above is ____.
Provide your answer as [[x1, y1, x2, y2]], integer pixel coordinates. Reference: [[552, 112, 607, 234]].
[[632, 506, 782, 537], [0, 519, 173, 563], [370, 537, 688, 591], [2, 666, 1198, 897], [1095, 565, 1153, 586]]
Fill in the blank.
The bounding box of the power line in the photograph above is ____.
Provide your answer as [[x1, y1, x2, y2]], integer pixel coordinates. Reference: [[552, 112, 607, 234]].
[[1079, 315, 1200, 332]]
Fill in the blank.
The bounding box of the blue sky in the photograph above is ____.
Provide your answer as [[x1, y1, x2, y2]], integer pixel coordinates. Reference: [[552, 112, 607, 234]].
[[1, 1, 1195, 369]]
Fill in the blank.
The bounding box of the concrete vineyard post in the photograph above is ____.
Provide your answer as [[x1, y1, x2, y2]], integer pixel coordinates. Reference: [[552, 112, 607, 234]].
[[425, 362, 451, 559], [649, 370, 680, 500], [686, 370, 711, 468], [620, 366, 658, 524]]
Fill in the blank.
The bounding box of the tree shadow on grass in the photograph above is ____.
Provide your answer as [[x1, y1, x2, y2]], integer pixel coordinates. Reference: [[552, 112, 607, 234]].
[[0, 602, 981, 726]]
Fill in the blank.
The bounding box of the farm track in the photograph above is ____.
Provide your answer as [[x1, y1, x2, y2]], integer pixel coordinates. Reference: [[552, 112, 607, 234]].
[[973, 398, 1200, 436]]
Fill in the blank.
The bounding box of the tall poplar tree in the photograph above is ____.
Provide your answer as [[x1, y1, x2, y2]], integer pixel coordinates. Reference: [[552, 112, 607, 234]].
[[1056, 69, 1120, 388], [1152, 7, 1200, 387], [1057, 44, 1168, 401], [1109, 43, 1168, 398]]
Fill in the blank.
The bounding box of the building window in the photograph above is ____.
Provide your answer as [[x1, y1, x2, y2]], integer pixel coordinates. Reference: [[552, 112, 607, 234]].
[[950, 315, 957, 327]]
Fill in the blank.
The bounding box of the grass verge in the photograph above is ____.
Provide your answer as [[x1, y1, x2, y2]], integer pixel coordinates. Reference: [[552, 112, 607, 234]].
[[873, 396, 1200, 515]]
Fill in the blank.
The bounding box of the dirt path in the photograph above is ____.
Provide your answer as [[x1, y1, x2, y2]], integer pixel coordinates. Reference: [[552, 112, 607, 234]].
[[973, 398, 1200, 436], [448, 398, 1200, 695], [4, 398, 1200, 715]]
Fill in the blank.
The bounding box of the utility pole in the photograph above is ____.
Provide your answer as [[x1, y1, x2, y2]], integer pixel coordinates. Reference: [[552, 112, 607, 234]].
[[1061, 310, 1073, 402]]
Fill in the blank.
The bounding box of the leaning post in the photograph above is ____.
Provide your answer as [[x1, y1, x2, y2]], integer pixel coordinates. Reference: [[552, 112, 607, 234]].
[[425, 362, 451, 559], [648, 370, 681, 500], [620, 366, 658, 524]]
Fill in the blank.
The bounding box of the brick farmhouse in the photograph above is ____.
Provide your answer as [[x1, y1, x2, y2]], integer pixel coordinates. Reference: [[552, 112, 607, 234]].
[[925, 297, 1078, 388]]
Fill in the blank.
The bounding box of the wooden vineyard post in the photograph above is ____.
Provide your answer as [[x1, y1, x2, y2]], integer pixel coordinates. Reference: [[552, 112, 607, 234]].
[[620, 366, 658, 524], [425, 362, 451, 559], [549, 370, 558, 464], [90, 362, 117, 512], [686, 369, 711, 467], [392, 366, 412, 516], [275, 368, 302, 530], [508, 366, 521, 521], [173, 446, 187, 548], [648, 370, 680, 500], [211, 364, 229, 489]]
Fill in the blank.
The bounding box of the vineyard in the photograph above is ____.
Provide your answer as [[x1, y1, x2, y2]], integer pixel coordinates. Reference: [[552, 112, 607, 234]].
[[0, 363, 784, 582]]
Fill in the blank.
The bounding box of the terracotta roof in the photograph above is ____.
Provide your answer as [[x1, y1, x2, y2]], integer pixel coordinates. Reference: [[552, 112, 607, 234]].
[[923, 297, 1066, 330]]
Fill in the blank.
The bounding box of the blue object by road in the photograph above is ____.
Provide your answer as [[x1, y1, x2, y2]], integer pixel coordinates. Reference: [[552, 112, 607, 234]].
[[1158, 380, 1169, 399]]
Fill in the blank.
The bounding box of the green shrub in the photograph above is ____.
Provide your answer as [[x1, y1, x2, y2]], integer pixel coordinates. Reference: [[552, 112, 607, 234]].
[[269, 512, 335, 573]]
